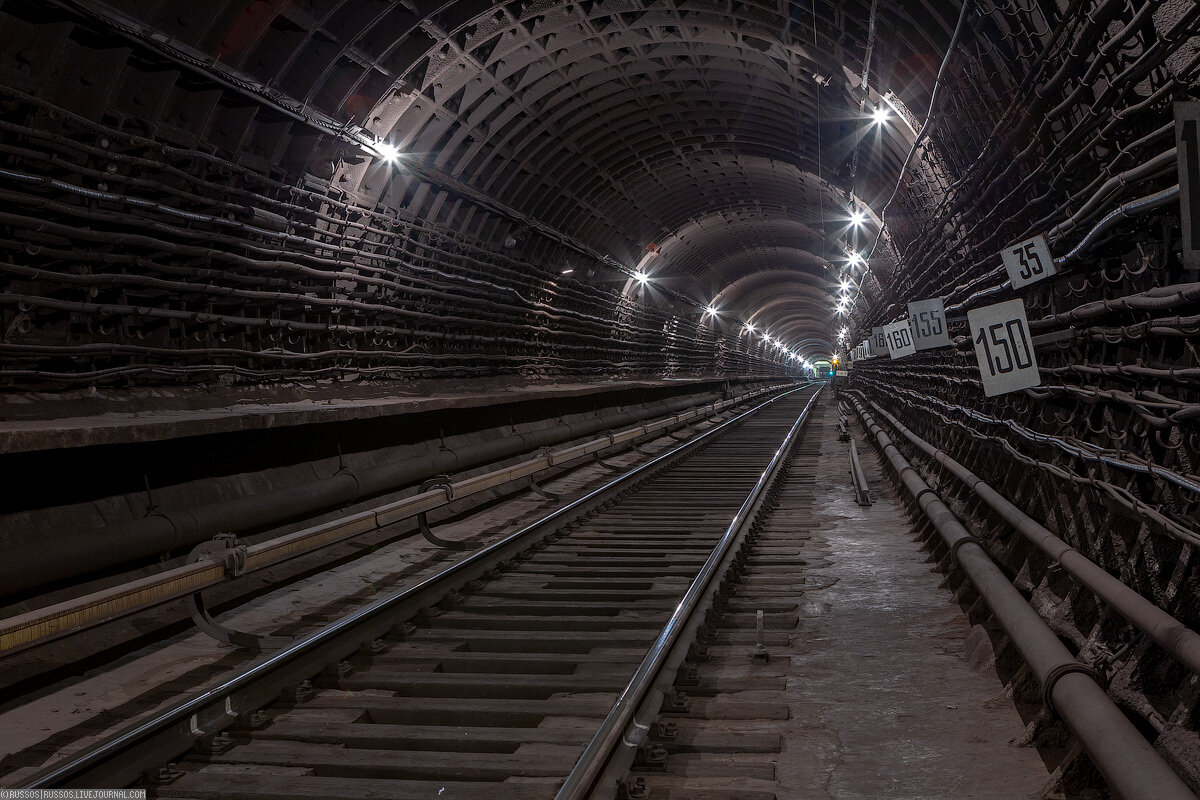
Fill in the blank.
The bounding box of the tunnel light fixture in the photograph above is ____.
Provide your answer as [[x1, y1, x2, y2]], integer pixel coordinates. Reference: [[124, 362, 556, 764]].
[[840, 279, 852, 292], [372, 140, 402, 164], [744, 323, 755, 333], [872, 106, 890, 125], [561, 268, 574, 275], [704, 304, 718, 316], [848, 252, 865, 267], [849, 209, 867, 226], [633, 270, 649, 284]]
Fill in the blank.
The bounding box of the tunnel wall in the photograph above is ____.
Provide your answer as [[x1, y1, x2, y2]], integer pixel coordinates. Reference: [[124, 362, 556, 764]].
[[850, 0, 1200, 783], [0, 1, 793, 391]]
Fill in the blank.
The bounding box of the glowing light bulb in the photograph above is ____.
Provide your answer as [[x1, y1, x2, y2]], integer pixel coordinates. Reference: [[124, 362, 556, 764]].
[[872, 106, 889, 125], [850, 210, 867, 226], [373, 141, 402, 163], [634, 271, 649, 284]]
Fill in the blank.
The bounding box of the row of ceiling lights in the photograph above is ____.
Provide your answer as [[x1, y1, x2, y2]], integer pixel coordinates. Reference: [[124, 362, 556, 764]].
[[833, 105, 892, 345], [363, 105, 896, 368], [631, 270, 817, 370]]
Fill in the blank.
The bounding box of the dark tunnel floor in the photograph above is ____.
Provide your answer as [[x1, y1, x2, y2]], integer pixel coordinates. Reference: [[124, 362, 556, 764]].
[[770, 402, 1047, 798]]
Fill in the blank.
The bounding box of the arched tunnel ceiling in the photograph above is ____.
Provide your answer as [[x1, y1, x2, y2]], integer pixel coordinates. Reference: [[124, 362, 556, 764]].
[[90, 0, 956, 357]]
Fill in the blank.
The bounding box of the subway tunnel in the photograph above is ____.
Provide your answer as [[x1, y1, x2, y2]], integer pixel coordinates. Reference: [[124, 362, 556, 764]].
[[1, 0, 1199, 797]]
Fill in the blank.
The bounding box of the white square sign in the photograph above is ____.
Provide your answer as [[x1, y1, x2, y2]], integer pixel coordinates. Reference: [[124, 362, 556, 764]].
[[907, 298, 951, 350], [884, 320, 916, 359], [1001, 233, 1056, 289], [870, 327, 889, 356], [859, 339, 872, 358], [967, 299, 1041, 397]]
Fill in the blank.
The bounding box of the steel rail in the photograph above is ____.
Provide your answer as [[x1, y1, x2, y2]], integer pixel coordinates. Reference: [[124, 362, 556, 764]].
[[17, 383, 815, 790], [848, 390, 1200, 676], [849, 395, 1198, 800], [554, 387, 823, 800], [0, 384, 785, 656]]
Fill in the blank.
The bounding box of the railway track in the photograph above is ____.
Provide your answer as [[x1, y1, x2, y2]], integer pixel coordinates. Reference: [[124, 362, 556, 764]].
[[18, 383, 823, 799]]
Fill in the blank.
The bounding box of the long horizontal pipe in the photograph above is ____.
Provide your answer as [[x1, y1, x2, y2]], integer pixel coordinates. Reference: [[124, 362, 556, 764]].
[[0, 384, 782, 598], [849, 395, 1197, 800], [852, 391, 1200, 676]]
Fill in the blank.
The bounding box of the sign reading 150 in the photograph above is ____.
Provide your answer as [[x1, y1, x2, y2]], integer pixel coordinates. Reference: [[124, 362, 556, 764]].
[[974, 318, 1034, 374], [967, 298, 1041, 397]]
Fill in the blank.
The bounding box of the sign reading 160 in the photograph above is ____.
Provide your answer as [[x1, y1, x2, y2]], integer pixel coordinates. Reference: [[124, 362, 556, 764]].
[[885, 325, 913, 352], [974, 318, 1034, 376]]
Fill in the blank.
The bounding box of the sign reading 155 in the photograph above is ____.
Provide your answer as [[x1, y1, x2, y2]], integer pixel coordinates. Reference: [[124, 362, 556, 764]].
[[967, 299, 1041, 396], [912, 309, 942, 337], [906, 298, 950, 350]]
